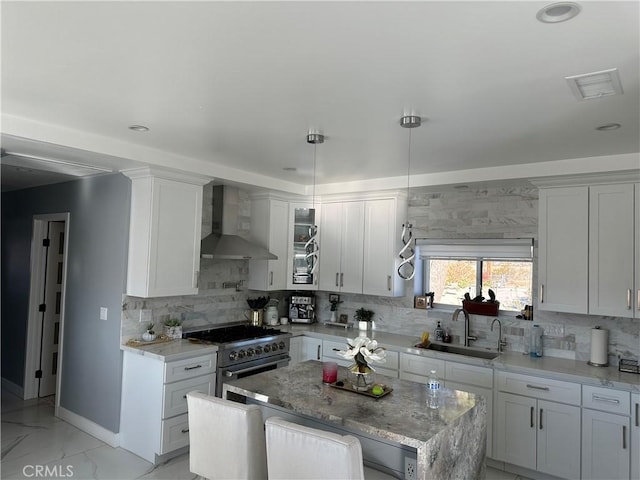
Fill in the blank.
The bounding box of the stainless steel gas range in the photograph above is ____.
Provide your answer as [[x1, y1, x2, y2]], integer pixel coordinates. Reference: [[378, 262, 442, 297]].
[[183, 323, 291, 397]]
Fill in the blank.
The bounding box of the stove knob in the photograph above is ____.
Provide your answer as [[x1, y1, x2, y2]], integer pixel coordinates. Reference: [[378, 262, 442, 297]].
[[246, 348, 255, 358], [254, 346, 263, 355], [238, 350, 246, 359], [229, 351, 238, 361], [278, 341, 286, 350], [272, 343, 278, 351], [263, 344, 271, 353]]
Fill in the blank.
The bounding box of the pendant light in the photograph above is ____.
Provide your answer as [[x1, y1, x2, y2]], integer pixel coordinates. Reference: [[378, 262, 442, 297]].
[[305, 132, 324, 275], [398, 115, 421, 281]]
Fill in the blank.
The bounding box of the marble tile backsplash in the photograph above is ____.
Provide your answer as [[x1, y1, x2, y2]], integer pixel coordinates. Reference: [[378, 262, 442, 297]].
[[120, 184, 639, 364]]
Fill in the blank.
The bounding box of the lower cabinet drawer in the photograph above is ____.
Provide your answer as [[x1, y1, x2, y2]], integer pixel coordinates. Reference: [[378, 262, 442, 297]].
[[162, 374, 215, 419], [160, 414, 190, 454], [399, 353, 445, 384], [496, 370, 580, 405], [445, 361, 493, 388], [582, 385, 630, 415], [164, 353, 216, 383]]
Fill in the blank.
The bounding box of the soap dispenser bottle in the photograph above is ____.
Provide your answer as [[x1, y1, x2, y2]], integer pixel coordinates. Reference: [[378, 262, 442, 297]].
[[434, 321, 445, 342]]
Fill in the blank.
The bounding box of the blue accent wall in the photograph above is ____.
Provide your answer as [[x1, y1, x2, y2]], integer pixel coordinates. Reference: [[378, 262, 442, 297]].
[[1, 173, 130, 432]]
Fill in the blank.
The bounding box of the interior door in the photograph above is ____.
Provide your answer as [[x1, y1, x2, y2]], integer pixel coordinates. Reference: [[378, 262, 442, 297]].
[[39, 221, 65, 397]]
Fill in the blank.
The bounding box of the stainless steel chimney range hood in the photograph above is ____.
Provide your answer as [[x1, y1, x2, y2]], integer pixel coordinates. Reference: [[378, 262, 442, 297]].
[[200, 185, 277, 260]]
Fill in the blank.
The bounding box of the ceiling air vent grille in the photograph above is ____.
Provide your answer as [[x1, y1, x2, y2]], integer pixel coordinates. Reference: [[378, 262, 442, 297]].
[[565, 68, 623, 101]]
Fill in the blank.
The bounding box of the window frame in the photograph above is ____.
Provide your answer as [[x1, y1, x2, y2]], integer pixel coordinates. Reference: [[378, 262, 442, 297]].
[[416, 238, 534, 314]]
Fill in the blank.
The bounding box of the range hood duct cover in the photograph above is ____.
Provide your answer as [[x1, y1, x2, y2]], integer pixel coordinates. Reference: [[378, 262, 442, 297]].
[[200, 185, 277, 260]]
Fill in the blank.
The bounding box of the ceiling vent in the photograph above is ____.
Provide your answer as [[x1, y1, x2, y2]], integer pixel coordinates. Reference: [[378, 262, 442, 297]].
[[565, 68, 624, 101]]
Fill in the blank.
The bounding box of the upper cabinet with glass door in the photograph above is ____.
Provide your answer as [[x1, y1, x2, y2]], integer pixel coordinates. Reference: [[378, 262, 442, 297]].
[[287, 203, 321, 290]]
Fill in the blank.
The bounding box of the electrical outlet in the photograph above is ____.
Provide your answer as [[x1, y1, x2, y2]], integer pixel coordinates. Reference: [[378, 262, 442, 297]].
[[404, 457, 417, 480], [139, 309, 152, 323], [99, 307, 108, 321]]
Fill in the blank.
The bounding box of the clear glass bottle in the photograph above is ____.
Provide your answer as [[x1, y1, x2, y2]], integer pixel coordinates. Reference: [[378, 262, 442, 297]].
[[530, 324, 543, 357], [427, 370, 440, 409]]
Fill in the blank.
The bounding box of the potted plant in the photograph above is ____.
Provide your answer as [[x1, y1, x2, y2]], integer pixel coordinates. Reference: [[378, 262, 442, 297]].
[[163, 318, 183, 339], [142, 322, 156, 342], [329, 294, 342, 323], [354, 307, 374, 331]]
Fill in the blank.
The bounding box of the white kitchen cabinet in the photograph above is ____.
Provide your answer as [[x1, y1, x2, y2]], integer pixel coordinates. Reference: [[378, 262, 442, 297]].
[[494, 371, 581, 479], [289, 336, 302, 365], [248, 196, 289, 291], [537, 186, 589, 313], [589, 183, 636, 317], [318, 201, 365, 294], [582, 385, 632, 480], [363, 197, 406, 297], [300, 336, 323, 362], [287, 202, 320, 291], [123, 167, 209, 298], [399, 353, 445, 384], [537, 181, 639, 317], [631, 393, 639, 480], [120, 349, 217, 464]]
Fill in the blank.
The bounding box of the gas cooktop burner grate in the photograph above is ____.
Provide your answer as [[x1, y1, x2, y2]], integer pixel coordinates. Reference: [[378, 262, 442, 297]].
[[184, 325, 284, 344]]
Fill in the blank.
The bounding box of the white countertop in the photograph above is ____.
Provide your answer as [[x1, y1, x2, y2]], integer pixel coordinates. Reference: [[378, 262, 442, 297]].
[[120, 339, 217, 361], [283, 323, 640, 392]]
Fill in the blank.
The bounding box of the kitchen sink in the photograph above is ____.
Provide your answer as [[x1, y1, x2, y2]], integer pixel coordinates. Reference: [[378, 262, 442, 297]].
[[414, 342, 499, 360]]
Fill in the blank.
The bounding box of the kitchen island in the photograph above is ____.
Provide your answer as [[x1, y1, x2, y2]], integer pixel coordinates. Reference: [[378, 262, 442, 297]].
[[223, 360, 486, 480]]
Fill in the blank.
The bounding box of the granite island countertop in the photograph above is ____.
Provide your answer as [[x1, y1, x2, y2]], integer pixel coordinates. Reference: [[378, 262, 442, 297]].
[[224, 360, 487, 480], [120, 338, 217, 361], [282, 323, 640, 392]]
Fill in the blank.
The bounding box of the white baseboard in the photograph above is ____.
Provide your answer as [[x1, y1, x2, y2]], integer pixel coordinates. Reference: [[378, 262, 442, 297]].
[[56, 405, 120, 448], [1, 377, 25, 398]]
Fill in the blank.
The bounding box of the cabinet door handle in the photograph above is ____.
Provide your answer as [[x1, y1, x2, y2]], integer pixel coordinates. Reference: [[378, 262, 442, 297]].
[[195, 270, 199, 288], [181, 427, 189, 433], [526, 384, 550, 391], [340, 273, 344, 287], [627, 289, 632, 310], [635, 403, 639, 427], [269, 271, 273, 286], [592, 395, 620, 404], [387, 275, 391, 291], [184, 365, 202, 371], [539, 408, 543, 430], [623, 425, 627, 449], [637, 289, 640, 311], [530, 406, 534, 428], [317, 345, 321, 360], [335, 273, 339, 287], [540, 284, 544, 303]]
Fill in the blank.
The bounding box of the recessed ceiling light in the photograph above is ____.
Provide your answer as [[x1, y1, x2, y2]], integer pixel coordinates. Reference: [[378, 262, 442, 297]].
[[596, 123, 621, 131], [128, 125, 149, 132], [537, 2, 581, 23], [283, 167, 297, 172]]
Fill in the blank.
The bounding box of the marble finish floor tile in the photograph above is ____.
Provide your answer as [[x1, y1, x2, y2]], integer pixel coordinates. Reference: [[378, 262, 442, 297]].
[[1, 387, 526, 480]]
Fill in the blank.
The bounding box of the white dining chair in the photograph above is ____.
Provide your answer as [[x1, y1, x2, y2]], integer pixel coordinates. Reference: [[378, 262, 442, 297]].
[[186, 391, 267, 480], [265, 416, 396, 480]]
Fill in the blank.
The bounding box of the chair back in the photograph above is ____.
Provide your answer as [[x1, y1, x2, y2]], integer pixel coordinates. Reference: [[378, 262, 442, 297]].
[[186, 391, 267, 480], [265, 416, 365, 480]]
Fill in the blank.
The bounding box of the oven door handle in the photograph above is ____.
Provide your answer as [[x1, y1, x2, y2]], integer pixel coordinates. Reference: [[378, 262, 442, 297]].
[[224, 357, 290, 377]]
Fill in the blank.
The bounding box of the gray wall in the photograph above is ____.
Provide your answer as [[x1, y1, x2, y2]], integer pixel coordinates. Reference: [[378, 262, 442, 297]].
[[1, 173, 130, 432]]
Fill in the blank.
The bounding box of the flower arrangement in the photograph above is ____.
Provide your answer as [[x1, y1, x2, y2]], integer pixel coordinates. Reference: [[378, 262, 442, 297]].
[[334, 336, 386, 374], [353, 308, 374, 322]]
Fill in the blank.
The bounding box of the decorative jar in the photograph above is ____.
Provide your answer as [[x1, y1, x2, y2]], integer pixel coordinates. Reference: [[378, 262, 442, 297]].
[[348, 366, 375, 391]]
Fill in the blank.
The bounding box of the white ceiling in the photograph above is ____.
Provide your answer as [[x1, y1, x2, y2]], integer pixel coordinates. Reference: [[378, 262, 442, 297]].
[[1, 1, 639, 194]]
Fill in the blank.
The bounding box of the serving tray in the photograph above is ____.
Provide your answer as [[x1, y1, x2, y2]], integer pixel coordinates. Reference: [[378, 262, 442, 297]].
[[330, 381, 393, 399]]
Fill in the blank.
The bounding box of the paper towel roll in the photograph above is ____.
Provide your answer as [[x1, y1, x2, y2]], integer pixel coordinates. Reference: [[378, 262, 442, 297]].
[[588, 326, 609, 366]]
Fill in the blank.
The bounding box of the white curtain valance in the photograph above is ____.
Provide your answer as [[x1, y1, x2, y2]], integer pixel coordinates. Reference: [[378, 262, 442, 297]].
[[416, 238, 533, 260]]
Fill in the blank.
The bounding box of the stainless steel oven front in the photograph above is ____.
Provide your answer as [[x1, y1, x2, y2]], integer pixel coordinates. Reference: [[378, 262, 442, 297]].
[[216, 353, 290, 397]]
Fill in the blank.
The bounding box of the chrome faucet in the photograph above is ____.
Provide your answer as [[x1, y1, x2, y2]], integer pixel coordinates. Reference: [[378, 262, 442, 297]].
[[491, 318, 508, 352], [452, 308, 477, 347]]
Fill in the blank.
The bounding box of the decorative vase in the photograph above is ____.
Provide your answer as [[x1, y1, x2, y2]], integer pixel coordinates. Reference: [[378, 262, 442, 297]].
[[348, 365, 375, 391], [358, 321, 369, 331], [142, 331, 156, 342], [330, 311, 337, 323]]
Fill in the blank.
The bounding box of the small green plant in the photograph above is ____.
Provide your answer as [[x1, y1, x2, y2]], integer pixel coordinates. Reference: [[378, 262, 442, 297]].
[[164, 318, 182, 327], [145, 322, 155, 334], [354, 308, 374, 322]]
